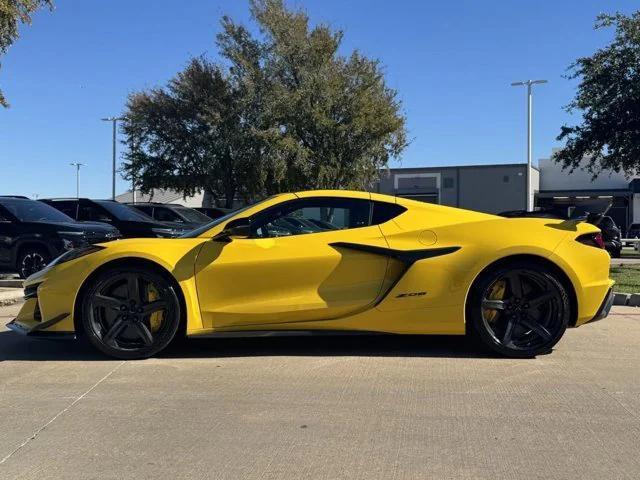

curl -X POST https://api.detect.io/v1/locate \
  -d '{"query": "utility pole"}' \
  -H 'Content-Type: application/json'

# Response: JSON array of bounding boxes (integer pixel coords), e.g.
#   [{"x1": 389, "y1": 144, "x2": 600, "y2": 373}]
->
[
  {"x1": 511, "y1": 79, "x2": 547, "y2": 211},
  {"x1": 69, "y1": 162, "x2": 85, "y2": 198},
  {"x1": 101, "y1": 116, "x2": 124, "y2": 200}
]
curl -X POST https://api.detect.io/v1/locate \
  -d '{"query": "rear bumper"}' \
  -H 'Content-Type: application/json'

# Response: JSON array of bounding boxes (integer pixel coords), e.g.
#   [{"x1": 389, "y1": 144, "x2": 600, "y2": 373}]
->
[{"x1": 587, "y1": 288, "x2": 614, "y2": 324}]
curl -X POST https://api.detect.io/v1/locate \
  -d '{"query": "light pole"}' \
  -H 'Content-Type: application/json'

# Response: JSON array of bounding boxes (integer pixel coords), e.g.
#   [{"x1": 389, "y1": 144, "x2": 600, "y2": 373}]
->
[
  {"x1": 511, "y1": 79, "x2": 547, "y2": 211},
  {"x1": 70, "y1": 162, "x2": 85, "y2": 198},
  {"x1": 101, "y1": 116, "x2": 124, "y2": 200}
]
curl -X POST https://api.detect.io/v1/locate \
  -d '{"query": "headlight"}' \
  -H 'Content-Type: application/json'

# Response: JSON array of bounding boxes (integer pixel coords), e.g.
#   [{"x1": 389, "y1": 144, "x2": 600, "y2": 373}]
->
[
  {"x1": 57, "y1": 231, "x2": 86, "y2": 250},
  {"x1": 49, "y1": 245, "x2": 105, "y2": 268},
  {"x1": 152, "y1": 228, "x2": 177, "y2": 238}
]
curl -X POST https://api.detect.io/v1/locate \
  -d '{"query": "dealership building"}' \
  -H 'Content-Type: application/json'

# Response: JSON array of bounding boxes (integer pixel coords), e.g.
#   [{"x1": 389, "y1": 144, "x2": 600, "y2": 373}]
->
[{"x1": 376, "y1": 154, "x2": 639, "y2": 232}]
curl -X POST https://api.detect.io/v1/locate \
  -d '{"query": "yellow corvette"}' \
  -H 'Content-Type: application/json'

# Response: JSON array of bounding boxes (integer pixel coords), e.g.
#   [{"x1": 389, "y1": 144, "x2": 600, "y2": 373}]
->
[{"x1": 7, "y1": 190, "x2": 614, "y2": 359}]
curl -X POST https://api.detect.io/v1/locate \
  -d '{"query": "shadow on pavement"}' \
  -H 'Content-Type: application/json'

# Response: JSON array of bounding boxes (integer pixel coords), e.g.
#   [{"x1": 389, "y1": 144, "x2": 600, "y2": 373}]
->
[{"x1": 0, "y1": 330, "x2": 498, "y2": 361}]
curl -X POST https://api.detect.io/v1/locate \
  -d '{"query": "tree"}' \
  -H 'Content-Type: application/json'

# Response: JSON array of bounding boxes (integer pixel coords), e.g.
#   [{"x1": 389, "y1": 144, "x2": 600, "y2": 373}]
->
[
  {"x1": 554, "y1": 11, "x2": 640, "y2": 176},
  {"x1": 121, "y1": 58, "x2": 262, "y2": 208},
  {"x1": 219, "y1": 0, "x2": 408, "y2": 192},
  {"x1": 123, "y1": 0, "x2": 407, "y2": 204},
  {"x1": 0, "y1": 0, "x2": 53, "y2": 107}
]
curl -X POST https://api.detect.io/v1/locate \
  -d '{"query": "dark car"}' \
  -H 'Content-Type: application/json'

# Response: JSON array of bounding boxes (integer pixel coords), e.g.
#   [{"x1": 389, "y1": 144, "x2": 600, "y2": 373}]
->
[
  {"x1": 193, "y1": 206, "x2": 232, "y2": 220},
  {"x1": 595, "y1": 215, "x2": 622, "y2": 258},
  {"x1": 0, "y1": 196, "x2": 121, "y2": 278},
  {"x1": 626, "y1": 223, "x2": 640, "y2": 244},
  {"x1": 40, "y1": 198, "x2": 186, "y2": 239},
  {"x1": 126, "y1": 202, "x2": 212, "y2": 230}
]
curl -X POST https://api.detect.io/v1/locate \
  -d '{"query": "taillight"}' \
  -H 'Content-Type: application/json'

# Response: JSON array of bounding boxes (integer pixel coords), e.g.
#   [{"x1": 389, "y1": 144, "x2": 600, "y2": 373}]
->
[{"x1": 577, "y1": 232, "x2": 605, "y2": 249}]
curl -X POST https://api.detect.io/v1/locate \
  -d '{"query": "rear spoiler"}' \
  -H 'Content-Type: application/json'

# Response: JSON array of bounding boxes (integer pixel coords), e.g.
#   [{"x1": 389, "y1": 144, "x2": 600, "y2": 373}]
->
[{"x1": 499, "y1": 199, "x2": 612, "y2": 225}]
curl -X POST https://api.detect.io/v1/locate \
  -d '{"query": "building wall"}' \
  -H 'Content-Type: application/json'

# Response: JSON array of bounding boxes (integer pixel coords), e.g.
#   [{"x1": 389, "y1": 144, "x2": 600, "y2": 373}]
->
[
  {"x1": 378, "y1": 164, "x2": 538, "y2": 214},
  {"x1": 539, "y1": 156, "x2": 631, "y2": 190}
]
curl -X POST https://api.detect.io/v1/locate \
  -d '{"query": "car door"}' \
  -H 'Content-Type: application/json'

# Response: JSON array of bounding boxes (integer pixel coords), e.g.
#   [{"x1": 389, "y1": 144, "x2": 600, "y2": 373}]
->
[
  {"x1": 0, "y1": 207, "x2": 17, "y2": 266},
  {"x1": 194, "y1": 196, "x2": 391, "y2": 329}
]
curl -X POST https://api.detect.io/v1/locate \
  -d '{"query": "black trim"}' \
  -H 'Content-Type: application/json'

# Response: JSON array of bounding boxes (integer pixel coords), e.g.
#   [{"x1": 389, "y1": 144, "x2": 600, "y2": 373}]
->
[
  {"x1": 588, "y1": 288, "x2": 614, "y2": 324},
  {"x1": 6, "y1": 312, "x2": 71, "y2": 336},
  {"x1": 329, "y1": 243, "x2": 460, "y2": 265},
  {"x1": 191, "y1": 329, "x2": 387, "y2": 339}
]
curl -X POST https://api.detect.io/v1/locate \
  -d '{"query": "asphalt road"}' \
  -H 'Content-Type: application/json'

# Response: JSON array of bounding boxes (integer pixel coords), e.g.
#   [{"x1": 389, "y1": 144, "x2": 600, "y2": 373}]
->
[{"x1": 1, "y1": 303, "x2": 639, "y2": 480}]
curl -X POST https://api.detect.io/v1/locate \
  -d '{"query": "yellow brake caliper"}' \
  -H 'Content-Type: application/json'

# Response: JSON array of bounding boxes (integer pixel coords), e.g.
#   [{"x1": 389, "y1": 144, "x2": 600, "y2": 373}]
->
[
  {"x1": 146, "y1": 284, "x2": 163, "y2": 333},
  {"x1": 483, "y1": 280, "x2": 506, "y2": 323}
]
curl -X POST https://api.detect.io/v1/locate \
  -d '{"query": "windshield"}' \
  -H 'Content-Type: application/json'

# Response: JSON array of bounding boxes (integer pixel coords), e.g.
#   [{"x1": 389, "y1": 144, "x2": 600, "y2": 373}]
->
[
  {"x1": 96, "y1": 200, "x2": 155, "y2": 222},
  {"x1": 180, "y1": 197, "x2": 275, "y2": 238},
  {"x1": 0, "y1": 199, "x2": 75, "y2": 223},
  {"x1": 174, "y1": 206, "x2": 213, "y2": 223}
]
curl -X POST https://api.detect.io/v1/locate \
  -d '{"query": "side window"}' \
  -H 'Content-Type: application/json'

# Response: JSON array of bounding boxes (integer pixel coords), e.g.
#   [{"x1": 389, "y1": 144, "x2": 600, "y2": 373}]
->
[
  {"x1": 154, "y1": 207, "x2": 182, "y2": 223},
  {"x1": 52, "y1": 201, "x2": 78, "y2": 219},
  {"x1": 135, "y1": 206, "x2": 153, "y2": 217},
  {"x1": 79, "y1": 204, "x2": 112, "y2": 223},
  {"x1": 0, "y1": 206, "x2": 11, "y2": 222},
  {"x1": 371, "y1": 201, "x2": 406, "y2": 225},
  {"x1": 253, "y1": 198, "x2": 371, "y2": 238}
]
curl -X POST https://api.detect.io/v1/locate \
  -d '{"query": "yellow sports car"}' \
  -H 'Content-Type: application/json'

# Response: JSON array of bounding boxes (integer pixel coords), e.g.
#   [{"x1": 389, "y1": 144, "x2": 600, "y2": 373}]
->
[{"x1": 7, "y1": 190, "x2": 614, "y2": 359}]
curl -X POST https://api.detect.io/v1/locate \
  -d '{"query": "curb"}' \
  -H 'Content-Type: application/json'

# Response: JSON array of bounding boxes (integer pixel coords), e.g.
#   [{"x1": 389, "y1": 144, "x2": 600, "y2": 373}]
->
[
  {"x1": 613, "y1": 292, "x2": 640, "y2": 307},
  {"x1": 0, "y1": 279, "x2": 23, "y2": 288}
]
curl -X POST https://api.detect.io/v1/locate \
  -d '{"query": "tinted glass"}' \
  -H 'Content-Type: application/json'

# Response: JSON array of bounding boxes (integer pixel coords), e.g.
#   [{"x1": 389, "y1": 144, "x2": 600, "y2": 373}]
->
[
  {"x1": 79, "y1": 204, "x2": 112, "y2": 222},
  {"x1": 173, "y1": 207, "x2": 212, "y2": 223},
  {"x1": 0, "y1": 199, "x2": 75, "y2": 223},
  {"x1": 180, "y1": 197, "x2": 276, "y2": 238},
  {"x1": 48, "y1": 201, "x2": 78, "y2": 219},
  {"x1": 253, "y1": 198, "x2": 371, "y2": 238},
  {"x1": 96, "y1": 201, "x2": 154, "y2": 222},
  {"x1": 154, "y1": 207, "x2": 182, "y2": 223},
  {"x1": 371, "y1": 201, "x2": 406, "y2": 224}
]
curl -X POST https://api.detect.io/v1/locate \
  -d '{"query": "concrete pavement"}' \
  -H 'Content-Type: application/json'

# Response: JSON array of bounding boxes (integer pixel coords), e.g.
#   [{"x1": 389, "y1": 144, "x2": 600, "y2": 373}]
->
[{"x1": 0, "y1": 302, "x2": 639, "y2": 479}]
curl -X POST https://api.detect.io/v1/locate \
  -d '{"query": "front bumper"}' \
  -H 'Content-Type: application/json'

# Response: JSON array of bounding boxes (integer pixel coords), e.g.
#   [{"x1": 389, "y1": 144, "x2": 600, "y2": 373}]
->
[{"x1": 6, "y1": 314, "x2": 75, "y2": 339}]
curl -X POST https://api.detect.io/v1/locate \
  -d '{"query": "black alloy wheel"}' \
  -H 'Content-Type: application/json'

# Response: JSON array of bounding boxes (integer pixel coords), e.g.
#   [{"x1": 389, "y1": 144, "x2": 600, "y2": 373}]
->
[
  {"x1": 81, "y1": 267, "x2": 181, "y2": 359},
  {"x1": 18, "y1": 248, "x2": 49, "y2": 279},
  {"x1": 468, "y1": 262, "x2": 570, "y2": 357}
]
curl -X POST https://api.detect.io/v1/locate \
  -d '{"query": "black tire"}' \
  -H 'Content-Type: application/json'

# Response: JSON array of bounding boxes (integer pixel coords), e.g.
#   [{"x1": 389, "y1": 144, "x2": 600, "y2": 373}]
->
[
  {"x1": 17, "y1": 246, "x2": 50, "y2": 279},
  {"x1": 80, "y1": 266, "x2": 181, "y2": 359},
  {"x1": 467, "y1": 261, "x2": 570, "y2": 358}
]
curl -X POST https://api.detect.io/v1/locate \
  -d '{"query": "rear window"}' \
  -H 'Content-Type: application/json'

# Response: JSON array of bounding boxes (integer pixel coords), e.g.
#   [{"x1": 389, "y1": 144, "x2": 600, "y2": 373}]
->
[
  {"x1": 371, "y1": 201, "x2": 407, "y2": 225},
  {"x1": 0, "y1": 199, "x2": 75, "y2": 223}
]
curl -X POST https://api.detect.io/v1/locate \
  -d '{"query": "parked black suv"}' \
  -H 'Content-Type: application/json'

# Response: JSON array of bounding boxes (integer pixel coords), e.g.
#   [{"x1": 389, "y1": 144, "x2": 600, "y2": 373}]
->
[
  {"x1": 126, "y1": 202, "x2": 212, "y2": 230},
  {"x1": 40, "y1": 198, "x2": 186, "y2": 239},
  {"x1": 194, "y1": 206, "x2": 232, "y2": 220},
  {"x1": 0, "y1": 197, "x2": 121, "y2": 278}
]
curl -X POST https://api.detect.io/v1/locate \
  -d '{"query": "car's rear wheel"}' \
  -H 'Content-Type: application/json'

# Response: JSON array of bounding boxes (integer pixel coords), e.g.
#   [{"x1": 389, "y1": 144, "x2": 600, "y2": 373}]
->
[
  {"x1": 18, "y1": 246, "x2": 50, "y2": 279},
  {"x1": 81, "y1": 266, "x2": 181, "y2": 359},
  {"x1": 468, "y1": 261, "x2": 570, "y2": 358}
]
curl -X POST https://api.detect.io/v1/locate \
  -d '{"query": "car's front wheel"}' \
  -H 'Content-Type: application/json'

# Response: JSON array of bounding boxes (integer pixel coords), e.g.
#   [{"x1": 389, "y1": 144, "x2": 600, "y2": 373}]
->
[
  {"x1": 467, "y1": 261, "x2": 570, "y2": 358},
  {"x1": 80, "y1": 266, "x2": 181, "y2": 359}
]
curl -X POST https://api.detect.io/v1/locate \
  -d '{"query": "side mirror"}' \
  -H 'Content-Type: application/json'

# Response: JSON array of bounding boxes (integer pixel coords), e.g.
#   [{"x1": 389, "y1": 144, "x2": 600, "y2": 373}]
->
[{"x1": 213, "y1": 217, "x2": 251, "y2": 242}]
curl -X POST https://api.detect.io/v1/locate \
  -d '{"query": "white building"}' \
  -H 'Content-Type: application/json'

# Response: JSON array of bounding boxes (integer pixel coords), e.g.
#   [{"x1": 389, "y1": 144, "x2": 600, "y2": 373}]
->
[{"x1": 537, "y1": 152, "x2": 640, "y2": 231}]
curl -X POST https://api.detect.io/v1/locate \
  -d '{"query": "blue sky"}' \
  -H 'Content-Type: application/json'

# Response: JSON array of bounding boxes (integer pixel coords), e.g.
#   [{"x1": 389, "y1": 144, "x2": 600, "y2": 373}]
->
[{"x1": 0, "y1": 0, "x2": 637, "y2": 199}]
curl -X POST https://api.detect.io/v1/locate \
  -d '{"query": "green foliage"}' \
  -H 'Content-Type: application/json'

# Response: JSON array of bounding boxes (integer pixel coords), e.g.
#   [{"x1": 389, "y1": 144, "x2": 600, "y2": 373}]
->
[
  {"x1": 554, "y1": 11, "x2": 640, "y2": 176},
  {"x1": 0, "y1": 0, "x2": 53, "y2": 107},
  {"x1": 122, "y1": 0, "x2": 407, "y2": 205}
]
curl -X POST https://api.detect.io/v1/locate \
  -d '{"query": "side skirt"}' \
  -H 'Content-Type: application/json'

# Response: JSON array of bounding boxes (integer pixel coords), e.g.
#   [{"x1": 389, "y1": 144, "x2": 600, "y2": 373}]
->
[{"x1": 188, "y1": 329, "x2": 390, "y2": 339}]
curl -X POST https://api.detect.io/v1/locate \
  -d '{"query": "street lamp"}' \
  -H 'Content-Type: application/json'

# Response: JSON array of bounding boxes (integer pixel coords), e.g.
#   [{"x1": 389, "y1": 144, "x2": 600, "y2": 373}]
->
[
  {"x1": 101, "y1": 116, "x2": 124, "y2": 200},
  {"x1": 511, "y1": 79, "x2": 547, "y2": 211},
  {"x1": 69, "y1": 162, "x2": 85, "y2": 198}
]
